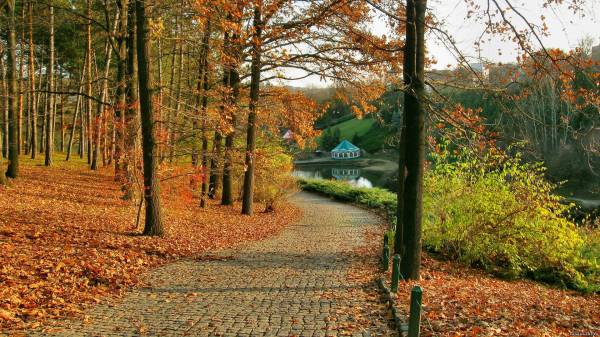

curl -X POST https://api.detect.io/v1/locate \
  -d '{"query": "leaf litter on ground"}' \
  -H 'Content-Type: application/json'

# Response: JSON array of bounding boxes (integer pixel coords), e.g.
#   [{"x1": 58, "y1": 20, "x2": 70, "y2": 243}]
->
[{"x1": 0, "y1": 160, "x2": 300, "y2": 332}]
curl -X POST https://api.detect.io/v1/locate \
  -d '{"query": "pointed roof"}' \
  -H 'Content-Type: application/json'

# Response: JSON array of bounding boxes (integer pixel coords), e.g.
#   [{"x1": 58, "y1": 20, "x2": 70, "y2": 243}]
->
[{"x1": 331, "y1": 140, "x2": 360, "y2": 152}]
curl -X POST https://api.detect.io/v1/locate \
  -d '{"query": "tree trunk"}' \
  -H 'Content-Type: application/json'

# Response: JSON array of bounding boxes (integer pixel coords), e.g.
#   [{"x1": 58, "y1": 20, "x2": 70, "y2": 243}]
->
[
  {"x1": 45, "y1": 2, "x2": 55, "y2": 166},
  {"x1": 399, "y1": 0, "x2": 427, "y2": 280},
  {"x1": 221, "y1": 26, "x2": 241, "y2": 206},
  {"x1": 5, "y1": 1, "x2": 19, "y2": 178},
  {"x1": 198, "y1": 19, "x2": 212, "y2": 208},
  {"x1": 86, "y1": 0, "x2": 93, "y2": 165},
  {"x1": 394, "y1": 99, "x2": 407, "y2": 257},
  {"x1": 125, "y1": 0, "x2": 138, "y2": 158},
  {"x1": 169, "y1": 41, "x2": 184, "y2": 163},
  {"x1": 1, "y1": 56, "x2": 7, "y2": 159},
  {"x1": 59, "y1": 76, "x2": 64, "y2": 152},
  {"x1": 136, "y1": 0, "x2": 163, "y2": 236},
  {"x1": 241, "y1": 4, "x2": 263, "y2": 216},
  {"x1": 208, "y1": 131, "x2": 221, "y2": 199},
  {"x1": 18, "y1": 3, "x2": 26, "y2": 155},
  {"x1": 27, "y1": 0, "x2": 38, "y2": 159},
  {"x1": 166, "y1": 12, "x2": 179, "y2": 163},
  {"x1": 0, "y1": 117, "x2": 5, "y2": 184},
  {"x1": 66, "y1": 62, "x2": 86, "y2": 161},
  {"x1": 221, "y1": 66, "x2": 240, "y2": 205},
  {"x1": 32, "y1": 59, "x2": 46, "y2": 156},
  {"x1": 40, "y1": 84, "x2": 46, "y2": 154},
  {"x1": 92, "y1": 10, "x2": 118, "y2": 170},
  {"x1": 156, "y1": 37, "x2": 164, "y2": 161},
  {"x1": 114, "y1": 0, "x2": 129, "y2": 179}
]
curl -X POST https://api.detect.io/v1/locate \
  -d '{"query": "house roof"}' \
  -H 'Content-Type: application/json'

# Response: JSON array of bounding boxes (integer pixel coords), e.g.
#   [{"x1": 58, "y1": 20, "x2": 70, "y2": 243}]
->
[{"x1": 331, "y1": 140, "x2": 360, "y2": 152}]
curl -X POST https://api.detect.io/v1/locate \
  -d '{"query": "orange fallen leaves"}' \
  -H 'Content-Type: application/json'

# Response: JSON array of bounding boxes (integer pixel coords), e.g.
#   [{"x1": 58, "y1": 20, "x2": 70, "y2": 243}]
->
[
  {"x1": 0, "y1": 161, "x2": 300, "y2": 332},
  {"x1": 388, "y1": 255, "x2": 600, "y2": 337}
]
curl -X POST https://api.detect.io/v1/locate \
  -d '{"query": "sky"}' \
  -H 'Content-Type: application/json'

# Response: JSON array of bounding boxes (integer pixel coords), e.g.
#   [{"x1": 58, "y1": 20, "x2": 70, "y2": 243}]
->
[{"x1": 290, "y1": 0, "x2": 600, "y2": 87}]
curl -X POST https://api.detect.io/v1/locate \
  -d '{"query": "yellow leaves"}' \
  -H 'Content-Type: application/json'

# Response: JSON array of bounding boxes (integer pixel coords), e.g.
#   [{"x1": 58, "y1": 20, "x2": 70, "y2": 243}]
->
[
  {"x1": 0, "y1": 309, "x2": 16, "y2": 321},
  {"x1": 28, "y1": 281, "x2": 45, "y2": 289}
]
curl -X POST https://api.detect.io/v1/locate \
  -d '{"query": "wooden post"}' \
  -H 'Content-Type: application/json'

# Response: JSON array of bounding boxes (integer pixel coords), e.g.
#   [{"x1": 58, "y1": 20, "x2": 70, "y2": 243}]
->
[
  {"x1": 408, "y1": 285, "x2": 422, "y2": 337},
  {"x1": 391, "y1": 254, "x2": 400, "y2": 292},
  {"x1": 382, "y1": 243, "x2": 389, "y2": 271}
]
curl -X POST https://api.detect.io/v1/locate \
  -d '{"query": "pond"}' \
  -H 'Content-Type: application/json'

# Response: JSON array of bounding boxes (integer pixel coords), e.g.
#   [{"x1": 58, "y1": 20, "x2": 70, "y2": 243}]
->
[
  {"x1": 294, "y1": 160, "x2": 600, "y2": 212},
  {"x1": 292, "y1": 158, "x2": 398, "y2": 190}
]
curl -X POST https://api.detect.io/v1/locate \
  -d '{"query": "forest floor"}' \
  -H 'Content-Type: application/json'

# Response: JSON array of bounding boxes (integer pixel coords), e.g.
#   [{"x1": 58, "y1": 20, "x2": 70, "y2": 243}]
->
[
  {"x1": 385, "y1": 254, "x2": 600, "y2": 337},
  {"x1": 0, "y1": 155, "x2": 301, "y2": 332}
]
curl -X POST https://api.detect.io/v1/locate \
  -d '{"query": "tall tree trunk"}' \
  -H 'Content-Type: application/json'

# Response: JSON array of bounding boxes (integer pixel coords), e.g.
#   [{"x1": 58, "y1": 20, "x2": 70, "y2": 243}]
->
[
  {"x1": 166, "y1": 13, "x2": 179, "y2": 163},
  {"x1": 114, "y1": 0, "x2": 129, "y2": 179},
  {"x1": 208, "y1": 131, "x2": 222, "y2": 199},
  {"x1": 199, "y1": 20, "x2": 212, "y2": 208},
  {"x1": 45, "y1": 2, "x2": 55, "y2": 166},
  {"x1": 169, "y1": 42, "x2": 183, "y2": 163},
  {"x1": 0, "y1": 68, "x2": 4, "y2": 183},
  {"x1": 26, "y1": 1, "x2": 35, "y2": 156},
  {"x1": 86, "y1": 0, "x2": 93, "y2": 164},
  {"x1": 25, "y1": 77, "x2": 30, "y2": 155},
  {"x1": 0, "y1": 115, "x2": 4, "y2": 184},
  {"x1": 66, "y1": 62, "x2": 86, "y2": 161},
  {"x1": 394, "y1": 98, "x2": 407, "y2": 257},
  {"x1": 156, "y1": 37, "x2": 164, "y2": 161},
  {"x1": 92, "y1": 10, "x2": 118, "y2": 170},
  {"x1": 220, "y1": 28, "x2": 234, "y2": 206},
  {"x1": 221, "y1": 63, "x2": 240, "y2": 205},
  {"x1": 59, "y1": 76, "x2": 64, "y2": 152},
  {"x1": 125, "y1": 0, "x2": 138, "y2": 159},
  {"x1": 78, "y1": 70, "x2": 86, "y2": 158},
  {"x1": 1, "y1": 56, "x2": 7, "y2": 159},
  {"x1": 5, "y1": 1, "x2": 19, "y2": 178},
  {"x1": 136, "y1": 0, "x2": 163, "y2": 236},
  {"x1": 241, "y1": 4, "x2": 263, "y2": 216},
  {"x1": 399, "y1": 0, "x2": 427, "y2": 280},
  {"x1": 18, "y1": 3, "x2": 26, "y2": 155},
  {"x1": 29, "y1": 12, "x2": 38, "y2": 158},
  {"x1": 0, "y1": 58, "x2": 4, "y2": 183}
]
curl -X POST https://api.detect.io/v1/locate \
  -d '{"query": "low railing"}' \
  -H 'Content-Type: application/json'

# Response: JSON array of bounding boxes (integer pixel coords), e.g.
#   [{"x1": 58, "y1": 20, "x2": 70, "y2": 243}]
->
[{"x1": 380, "y1": 236, "x2": 422, "y2": 337}]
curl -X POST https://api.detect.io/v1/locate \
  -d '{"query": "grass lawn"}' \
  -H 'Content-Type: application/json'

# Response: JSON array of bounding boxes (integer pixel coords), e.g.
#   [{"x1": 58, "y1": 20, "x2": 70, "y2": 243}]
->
[{"x1": 317, "y1": 117, "x2": 376, "y2": 144}]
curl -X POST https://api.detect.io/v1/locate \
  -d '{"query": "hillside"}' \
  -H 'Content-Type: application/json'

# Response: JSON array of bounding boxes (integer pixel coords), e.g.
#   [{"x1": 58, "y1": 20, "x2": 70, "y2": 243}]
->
[{"x1": 317, "y1": 117, "x2": 394, "y2": 153}]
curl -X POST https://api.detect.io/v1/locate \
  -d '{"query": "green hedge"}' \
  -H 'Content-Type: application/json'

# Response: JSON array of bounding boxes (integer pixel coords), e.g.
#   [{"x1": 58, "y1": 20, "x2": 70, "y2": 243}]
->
[{"x1": 297, "y1": 178, "x2": 397, "y2": 221}]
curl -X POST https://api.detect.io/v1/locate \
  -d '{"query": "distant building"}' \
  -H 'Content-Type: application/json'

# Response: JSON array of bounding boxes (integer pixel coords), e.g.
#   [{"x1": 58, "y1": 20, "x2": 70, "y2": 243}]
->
[
  {"x1": 470, "y1": 62, "x2": 490, "y2": 80},
  {"x1": 331, "y1": 140, "x2": 361, "y2": 159}
]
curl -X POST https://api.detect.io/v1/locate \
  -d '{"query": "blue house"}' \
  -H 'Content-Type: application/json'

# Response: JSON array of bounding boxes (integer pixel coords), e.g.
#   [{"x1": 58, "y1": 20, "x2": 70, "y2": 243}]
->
[{"x1": 331, "y1": 140, "x2": 361, "y2": 159}]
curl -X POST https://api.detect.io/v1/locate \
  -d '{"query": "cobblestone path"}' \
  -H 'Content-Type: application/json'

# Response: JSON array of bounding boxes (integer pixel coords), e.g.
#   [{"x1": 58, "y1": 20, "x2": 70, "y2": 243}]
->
[{"x1": 30, "y1": 192, "x2": 395, "y2": 337}]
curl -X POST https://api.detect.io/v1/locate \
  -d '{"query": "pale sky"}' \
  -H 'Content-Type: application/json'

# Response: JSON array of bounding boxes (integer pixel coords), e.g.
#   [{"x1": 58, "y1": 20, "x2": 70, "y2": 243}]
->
[
  {"x1": 288, "y1": 0, "x2": 600, "y2": 87},
  {"x1": 425, "y1": 0, "x2": 600, "y2": 68}
]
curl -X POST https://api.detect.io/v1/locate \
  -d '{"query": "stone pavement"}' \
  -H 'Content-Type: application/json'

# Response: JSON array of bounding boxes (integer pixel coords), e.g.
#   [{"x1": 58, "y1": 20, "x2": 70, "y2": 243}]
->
[{"x1": 29, "y1": 192, "x2": 395, "y2": 337}]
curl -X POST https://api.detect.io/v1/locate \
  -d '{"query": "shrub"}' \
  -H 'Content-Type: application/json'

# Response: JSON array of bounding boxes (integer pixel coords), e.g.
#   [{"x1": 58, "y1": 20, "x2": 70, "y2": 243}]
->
[
  {"x1": 423, "y1": 149, "x2": 595, "y2": 290},
  {"x1": 254, "y1": 140, "x2": 298, "y2": 212},
  {"x1": 297, "y1": 148, "x2": 600, "y2": 292}
]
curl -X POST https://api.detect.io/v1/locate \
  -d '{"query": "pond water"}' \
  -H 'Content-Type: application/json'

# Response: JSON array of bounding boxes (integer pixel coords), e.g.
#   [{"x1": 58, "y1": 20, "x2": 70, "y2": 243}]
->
[
  {"x1": 292, "y1": 160, "x2": 398, "y2": 190},
  {"x1": 293, "y1": 161, "x2": 600, "y2": 211}
]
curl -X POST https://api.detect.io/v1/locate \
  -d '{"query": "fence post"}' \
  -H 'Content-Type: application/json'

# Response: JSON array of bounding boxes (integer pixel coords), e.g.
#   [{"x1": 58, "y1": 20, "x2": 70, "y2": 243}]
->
[
  {"x1": 391, "y1": 254, "x2": 400, "y2": 292},
  {"x1": 408, "y1": 285, "x2": 422, "y2": 337},
  {"x1": 382, "y1": 244, "x2": 389, "y2": 271}
]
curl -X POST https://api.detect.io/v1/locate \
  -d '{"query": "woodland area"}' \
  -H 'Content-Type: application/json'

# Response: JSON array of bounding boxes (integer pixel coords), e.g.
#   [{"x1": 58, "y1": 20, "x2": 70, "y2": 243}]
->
[{"x1": 0, "y1": 0, "x2": 599, "y2": 335}]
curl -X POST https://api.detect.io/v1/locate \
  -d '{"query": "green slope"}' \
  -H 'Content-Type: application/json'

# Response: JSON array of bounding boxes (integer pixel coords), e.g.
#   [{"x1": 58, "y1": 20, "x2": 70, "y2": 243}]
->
[{"x1": 318, "y1": 118, "x2": 375, "y2": 143}]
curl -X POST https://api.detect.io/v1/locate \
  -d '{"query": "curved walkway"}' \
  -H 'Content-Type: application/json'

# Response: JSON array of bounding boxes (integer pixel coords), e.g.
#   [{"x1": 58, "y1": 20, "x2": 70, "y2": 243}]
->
[{"x1": 31, "y1": 192, "x2": 395, "y2": 337}]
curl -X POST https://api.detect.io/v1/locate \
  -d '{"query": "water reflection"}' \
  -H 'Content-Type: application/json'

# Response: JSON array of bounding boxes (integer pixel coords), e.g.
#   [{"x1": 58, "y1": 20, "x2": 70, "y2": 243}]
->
[{"x1": 293, "y1": 167, "x2": 374, "y2": 189}]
